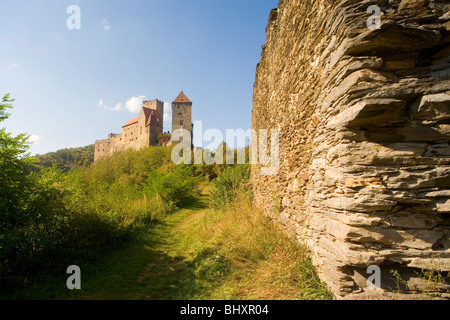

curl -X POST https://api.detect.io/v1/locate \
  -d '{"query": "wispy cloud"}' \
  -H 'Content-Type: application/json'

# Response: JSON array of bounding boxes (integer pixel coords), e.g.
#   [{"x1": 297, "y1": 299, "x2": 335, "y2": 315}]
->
[
  {"x1": 11, "y1": 62, "x2": 18, "y2": 67},
  {"x1": 29, "y1": 135, "x2": 42, "y2": 143},
  {"x1": 99, "y1": 96, "x2": 146, "y2": 113},
  {"x1": 99, "y1": 99, "x2": 122, "y2": 111},
  {"x1": 102, "y1": 19, "x2": 111, "y2": 31}
]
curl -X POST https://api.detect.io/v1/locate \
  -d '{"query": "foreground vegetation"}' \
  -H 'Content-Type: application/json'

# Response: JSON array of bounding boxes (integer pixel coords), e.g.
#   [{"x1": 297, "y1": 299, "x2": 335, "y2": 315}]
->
[
  {"x1": 191, "y1": 166, "x2": 333, "y2": 300},
  {"x1": 4, "y1": 167, "x2": 332, "y2": 300},
  {"x1": 1, "y1": 94, "x2": 201, "y2": 295},
  {"x1": 1, "y1": 94, "x2": 332, "y2": 299}
]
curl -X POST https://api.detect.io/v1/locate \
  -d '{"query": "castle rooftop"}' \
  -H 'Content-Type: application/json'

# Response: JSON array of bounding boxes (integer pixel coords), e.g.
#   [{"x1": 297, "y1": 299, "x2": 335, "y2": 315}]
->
[
  {"x1": 173, "y1": 91, "x2": 191, "y2": 103},
  {"x1": 122, "y1": 117, "x2": 139, "y2": 127}
]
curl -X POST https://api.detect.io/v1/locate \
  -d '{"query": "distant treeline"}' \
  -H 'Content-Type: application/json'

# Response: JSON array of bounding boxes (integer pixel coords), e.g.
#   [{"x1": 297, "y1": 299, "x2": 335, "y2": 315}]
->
[{"x1": 36, "y1": 144, "x2": 95, "y2": 171}]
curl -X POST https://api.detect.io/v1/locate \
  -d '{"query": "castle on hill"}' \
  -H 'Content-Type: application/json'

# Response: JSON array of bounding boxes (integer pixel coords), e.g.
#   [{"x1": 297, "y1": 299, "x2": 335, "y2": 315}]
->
[{"x1": 94, "y1": 91, "x2": 192, "y2": 161}]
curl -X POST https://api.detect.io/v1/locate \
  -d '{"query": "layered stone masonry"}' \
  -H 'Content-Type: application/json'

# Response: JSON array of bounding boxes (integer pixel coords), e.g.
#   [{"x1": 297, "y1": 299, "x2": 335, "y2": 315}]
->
[{"x1": 251, "y1": 0, "x2": 450, "y2": 299}]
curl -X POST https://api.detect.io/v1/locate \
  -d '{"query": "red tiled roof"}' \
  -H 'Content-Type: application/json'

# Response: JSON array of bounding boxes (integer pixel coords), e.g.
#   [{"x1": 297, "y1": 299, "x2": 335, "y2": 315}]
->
[
  {"x1": 122, "y1": 107, "x2": 162, "y2": 129},
  {"x1": 173, "y1": 91, "x2": 191, "y2": 103},
  {"x1": 122, "y1": 117, "x2": 139, "y2": 127},
  {"x1": 143, "y1": 107, "x2": 162, "y2": 126}
]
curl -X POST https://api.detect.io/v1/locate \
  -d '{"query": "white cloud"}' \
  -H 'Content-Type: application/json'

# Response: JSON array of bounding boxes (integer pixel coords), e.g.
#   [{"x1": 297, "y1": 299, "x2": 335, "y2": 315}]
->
[
  {"x1": 111, "y1": 103, "x2": 122, "y2": 111},
  {"x1": 125, "y1": 96, "x2": 146, "y2": 113},
  {"x1": 163, "y1": 102, "x2": 172, "y2": 121},
  {"x1": 102, "y1": 19, "x2": 111, "y2": 31},
  {"x1": 99, "y1": 99, "x2": 122, "y2": 111},
  {"x1": 29, "y1": 135, "x2": 42, "y2": 143},
  {"x1": 99, "y1": 96, "x2": 146, "y2": 113},
  {"x1": 11, "y1": 62, "x2": 18, "y2": 67}
]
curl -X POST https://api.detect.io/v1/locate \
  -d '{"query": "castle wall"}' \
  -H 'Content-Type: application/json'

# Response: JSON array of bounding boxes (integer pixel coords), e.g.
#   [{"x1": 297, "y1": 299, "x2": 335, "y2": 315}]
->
[
  {"x1": 94, "y1": 133, "x2": 124, "y2": 161},
  {"x1": 252, "y1": 0, "x2": 450, "y2": 299},
  {"x1": 94, "y1": 139, "x2": 111, "y2": 162},
  {"x1": 122, "y1": 122, "x2": 139, "y2": 150},
  {"x1": 149, "y1": 124, "x2": 161, "y2": 146}
]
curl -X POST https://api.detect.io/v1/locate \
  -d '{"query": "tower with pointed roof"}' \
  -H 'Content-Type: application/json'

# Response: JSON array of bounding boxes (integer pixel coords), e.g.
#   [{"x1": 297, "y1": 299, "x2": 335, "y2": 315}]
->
[
  {"x1": 94, "y1": 92, "x2": 193, "y2": 162},
  {"x1": 172, "y1": 91, "x2": 193, "y2": 144}
]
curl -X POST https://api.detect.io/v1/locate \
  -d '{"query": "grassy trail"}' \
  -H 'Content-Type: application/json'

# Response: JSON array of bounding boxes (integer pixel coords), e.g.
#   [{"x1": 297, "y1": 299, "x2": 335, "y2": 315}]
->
[
  {"x1": 52, "y1": 192, "x2": 210, "y2": 300},
  {"x1": 16, "y1": 184, "x2": 332, "y2": 300}
]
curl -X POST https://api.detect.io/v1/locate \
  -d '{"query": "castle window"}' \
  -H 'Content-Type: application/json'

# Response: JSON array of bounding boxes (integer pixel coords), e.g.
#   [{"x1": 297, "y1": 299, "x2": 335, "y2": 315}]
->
[
  {"x1": 178, "y1": 112, "x2": 182, "y2": 116},
  {"x1": 177, "y1": 105, "x2": 181, "y2": 109},
  {"x1": 140, "y1": 127, "x2": 142, "y2": 135},
  {"x1": 179, "y1": 120, "x2": 184, "y2": 126}
]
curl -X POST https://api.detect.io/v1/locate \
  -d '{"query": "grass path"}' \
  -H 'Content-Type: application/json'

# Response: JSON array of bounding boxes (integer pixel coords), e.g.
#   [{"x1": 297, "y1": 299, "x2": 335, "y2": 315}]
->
[
  {"x1": 16, "y1": 185, "x2": 332, "y2": 300},
  {"x1": 54, "y1": 193, "x2": 211, "y2": 300}
]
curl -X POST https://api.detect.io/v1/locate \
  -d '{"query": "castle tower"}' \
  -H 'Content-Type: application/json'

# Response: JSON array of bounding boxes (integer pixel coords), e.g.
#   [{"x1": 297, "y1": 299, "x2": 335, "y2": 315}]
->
[
  {"x1": 172, "y1": 91, "x2": 192, "y2": 143},
  {"x1": 143, "y1": 99, "x2": 164, "y2": 131}
]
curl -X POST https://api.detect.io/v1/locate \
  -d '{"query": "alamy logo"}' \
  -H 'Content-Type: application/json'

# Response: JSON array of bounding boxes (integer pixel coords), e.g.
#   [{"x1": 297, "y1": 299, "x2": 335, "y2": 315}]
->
[
  {"x1": 66, "y1": 5, "x2": 81, "y2": 30},
  {"x1": 366, "y1": 265, "x2": 381, "y2": 290},
  {"x1": 367, "y1": 5, "x2": 381, "y2": 30},
  {"x1": 171, "y1": 122, "x2": 279, "y2": 176},
  {"x1": 66, "y1": 265, "x2": 81, "y2": 290}
]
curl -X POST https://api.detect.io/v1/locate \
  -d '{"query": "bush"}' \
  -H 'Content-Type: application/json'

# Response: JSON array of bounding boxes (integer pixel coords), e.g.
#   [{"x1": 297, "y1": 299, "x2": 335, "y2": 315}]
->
[
  {"x1": 144, "y1": 165, "x2": 201, "y2": 207},
  {"x1": 208, "y1": 164, "x2": 251, "y2": 210},
  {"x1": 128, "y1": 193, "x2": 176, "y2": 225}
]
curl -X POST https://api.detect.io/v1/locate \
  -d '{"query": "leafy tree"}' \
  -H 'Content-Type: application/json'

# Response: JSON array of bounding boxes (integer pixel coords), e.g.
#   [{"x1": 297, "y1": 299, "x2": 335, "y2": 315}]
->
[{"x1": 0, "y1": 94, "x2": 35, "y2": 228}]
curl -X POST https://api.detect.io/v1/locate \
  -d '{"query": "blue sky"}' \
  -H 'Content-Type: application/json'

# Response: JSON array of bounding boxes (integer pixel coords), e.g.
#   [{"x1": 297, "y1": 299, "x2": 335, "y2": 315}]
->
[{"x1": 0, "y1": 0, "x2": 278, "y2": 155}]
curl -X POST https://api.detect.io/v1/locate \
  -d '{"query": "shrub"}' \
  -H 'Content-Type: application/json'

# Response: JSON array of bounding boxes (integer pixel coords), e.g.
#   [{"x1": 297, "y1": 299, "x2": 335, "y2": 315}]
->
[
  {"x1": 144, "y1": 165, "x2": 201, "y2": 207},
  {"x1": 128, "y1": 193, "x2": 176, "y2": 225},
  {"x1": 208, "y1": 164, "x2": 251, "y2": 210}
]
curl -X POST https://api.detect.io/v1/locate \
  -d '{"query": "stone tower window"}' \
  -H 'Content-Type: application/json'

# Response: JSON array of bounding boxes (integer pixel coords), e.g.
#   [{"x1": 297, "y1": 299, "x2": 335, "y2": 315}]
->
[
  {"x1": 177, "y1": 105, "x2": 181, "y2": 109},
  {"x1": 179, "y1": 120, "x2": 184, "y2": 126},
  {"x1": 178, "y1": 112, "x2": 182, "y2": 116}
]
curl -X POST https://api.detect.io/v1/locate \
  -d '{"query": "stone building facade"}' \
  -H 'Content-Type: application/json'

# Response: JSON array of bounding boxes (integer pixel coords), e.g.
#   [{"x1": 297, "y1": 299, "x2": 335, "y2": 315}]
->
[
  {"x1": 172, "y1": 91, "x2": 193, "y2": 144},
  {"x1": 252, "y1": 0, "x2": 450, "y2": 299},
  {"x1": 95, "y1": 92, "x2": 191, "y2": 161}
]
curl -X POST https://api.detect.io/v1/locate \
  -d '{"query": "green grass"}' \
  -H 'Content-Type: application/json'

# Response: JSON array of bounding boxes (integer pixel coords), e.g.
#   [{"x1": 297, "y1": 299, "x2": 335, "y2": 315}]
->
[{"x1": 3, "y1": 186, "x2": 333, "y2": 300}]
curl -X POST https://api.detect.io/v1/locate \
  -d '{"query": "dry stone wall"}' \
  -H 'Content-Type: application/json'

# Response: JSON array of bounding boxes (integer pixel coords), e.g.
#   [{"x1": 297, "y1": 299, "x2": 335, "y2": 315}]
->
[{"x1": 252, "y1": 0, "x2": 450, "y2": 299}]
